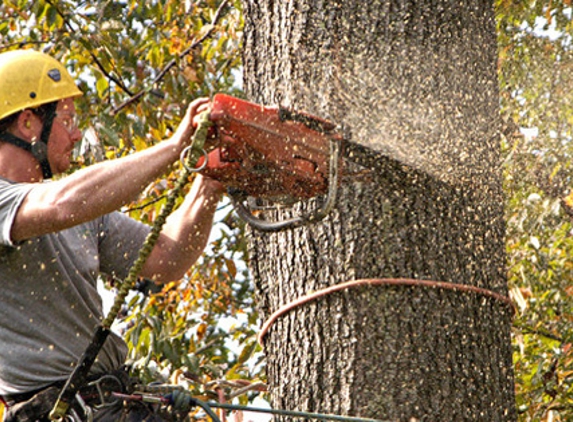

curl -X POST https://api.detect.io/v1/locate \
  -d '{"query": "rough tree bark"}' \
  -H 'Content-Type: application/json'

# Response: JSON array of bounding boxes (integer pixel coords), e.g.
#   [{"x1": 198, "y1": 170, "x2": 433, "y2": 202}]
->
[{"x1": 242, "y1": 1, "x2": 516, "y2": 420}]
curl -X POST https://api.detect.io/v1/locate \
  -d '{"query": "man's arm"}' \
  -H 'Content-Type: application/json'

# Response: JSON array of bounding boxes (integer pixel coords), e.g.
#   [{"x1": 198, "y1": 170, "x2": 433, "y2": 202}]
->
[
  {"x1": 10, "y1": 98, "x2": 209, "y2": 242},
  {"x1": 140, "y1": 174, "x2": 224, "y2": 283}
]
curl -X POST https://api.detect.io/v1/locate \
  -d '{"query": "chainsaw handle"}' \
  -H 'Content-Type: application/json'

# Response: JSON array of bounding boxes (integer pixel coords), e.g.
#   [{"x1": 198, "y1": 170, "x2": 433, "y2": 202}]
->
[{"x1": 231, "y1": 196, "x2": 308, "y2": 232}]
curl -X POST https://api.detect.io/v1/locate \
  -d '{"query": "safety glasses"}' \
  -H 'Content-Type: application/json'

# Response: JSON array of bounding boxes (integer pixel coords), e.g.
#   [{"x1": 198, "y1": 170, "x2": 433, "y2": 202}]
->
[{"x1": 55, "y1": 112, "x2": 79, "y2": 134}]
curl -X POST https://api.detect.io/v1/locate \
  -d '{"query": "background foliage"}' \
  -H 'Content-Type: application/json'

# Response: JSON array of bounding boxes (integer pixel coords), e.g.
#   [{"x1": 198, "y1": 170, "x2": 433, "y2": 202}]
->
[
  {"x1": 3, "y1": 0, "x2": 573, "y2": 420},
  {"x1": 498, "y1": 1, "x2": 573, "y2": 420}
]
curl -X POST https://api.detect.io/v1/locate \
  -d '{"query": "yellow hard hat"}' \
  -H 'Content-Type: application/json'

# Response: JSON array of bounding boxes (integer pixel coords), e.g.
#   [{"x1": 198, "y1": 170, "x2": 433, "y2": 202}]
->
[{"x1": 0, "y1": 50, "x2": 82, "y2": 121}]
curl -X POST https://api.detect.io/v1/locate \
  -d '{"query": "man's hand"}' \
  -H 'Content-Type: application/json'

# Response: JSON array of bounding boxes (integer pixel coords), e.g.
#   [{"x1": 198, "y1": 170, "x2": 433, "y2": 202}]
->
[{"x1": 170, "y1": 97, "x2": 211, "y2": 152}]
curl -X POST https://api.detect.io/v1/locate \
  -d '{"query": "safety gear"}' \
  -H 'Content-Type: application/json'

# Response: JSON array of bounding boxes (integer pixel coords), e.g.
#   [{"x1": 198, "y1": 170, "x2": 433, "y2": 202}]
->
[
  {"x1": 3, "y1": 369, "x2": 174, "y2": 422},
  {"x1": 0, "y1": 50, "x2": 82, "y2": 121},
  {"x1": 55, "y1": 112, "x2": 79, "y2": 134},
  {"x1": 0, "y1": 50, "x2": 82, "y2": 179}
]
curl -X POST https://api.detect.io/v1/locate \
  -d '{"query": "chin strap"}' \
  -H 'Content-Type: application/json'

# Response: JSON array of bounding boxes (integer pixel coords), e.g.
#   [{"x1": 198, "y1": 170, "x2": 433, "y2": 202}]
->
[
  {"x1": 0, "y1": 103, "x2": 56, "y2": 179},
  {"x1": 37, "y1": 103, "x2": 57, "y2": 179}
]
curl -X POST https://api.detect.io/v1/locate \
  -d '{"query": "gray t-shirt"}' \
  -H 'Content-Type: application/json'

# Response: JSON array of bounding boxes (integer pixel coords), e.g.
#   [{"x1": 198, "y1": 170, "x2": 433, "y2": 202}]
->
[{"x1": 0, "y1": 178, "x2": 150, "y2": 395}]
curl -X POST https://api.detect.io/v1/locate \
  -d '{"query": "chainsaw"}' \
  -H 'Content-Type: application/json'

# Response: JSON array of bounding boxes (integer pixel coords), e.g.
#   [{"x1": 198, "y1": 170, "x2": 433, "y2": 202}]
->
[{"x1": 197, "y1": 93, "x2": 358, "y2": 231}]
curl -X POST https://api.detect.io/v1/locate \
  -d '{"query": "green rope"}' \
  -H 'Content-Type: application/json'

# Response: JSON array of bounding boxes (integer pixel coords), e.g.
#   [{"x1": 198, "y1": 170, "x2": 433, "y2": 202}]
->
[
  {"x1": 136, "y1": 387, "x2": 388, "y2": 422},
  {"x1": 102, "y1": 111, "x2": 212, "y2": 329}
]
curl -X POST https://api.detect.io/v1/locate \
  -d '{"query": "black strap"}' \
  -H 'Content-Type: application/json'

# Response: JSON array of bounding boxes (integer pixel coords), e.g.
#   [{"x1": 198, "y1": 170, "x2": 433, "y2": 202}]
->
[
  {"x1": 0, "y1": 132, "x2": 33, "y2": 153},
  {"x1": 4, "y1": 385, "x2": 61, "y2": 422},
  {"x1": 49, "y1": 325, "x2": 111, "y2": 419},
  {"x1": 4, "y1": 369, "x2": 132, "y2": 422},
  {"x1": 0, "y1": 121, "x2": 54, "y2": 180},
  {"x1": 37, "y1": 103, "x2": 56, "y2": 179}
]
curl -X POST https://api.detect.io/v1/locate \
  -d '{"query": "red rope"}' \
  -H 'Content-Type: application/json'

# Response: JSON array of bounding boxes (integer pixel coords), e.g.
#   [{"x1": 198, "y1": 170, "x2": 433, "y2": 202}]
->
[{"x1": 258, "y1": 278, "x2": 515, "y2": 345}]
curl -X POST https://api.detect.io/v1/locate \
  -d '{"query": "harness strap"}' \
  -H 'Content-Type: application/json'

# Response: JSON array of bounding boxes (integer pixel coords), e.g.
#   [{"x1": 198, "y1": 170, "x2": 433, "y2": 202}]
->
[
  {"x1": 49, "y1": 326, "x2": 110, "y2": 419},
  {"x1": 3, "y1": 370, "x2": 132, "y2": 422}
]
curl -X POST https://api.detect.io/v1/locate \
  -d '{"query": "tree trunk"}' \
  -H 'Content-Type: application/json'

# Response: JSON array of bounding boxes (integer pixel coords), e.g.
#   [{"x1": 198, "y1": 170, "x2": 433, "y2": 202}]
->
[{"x1": 242, "y1": 1, "x2": 516, "y2": 421}]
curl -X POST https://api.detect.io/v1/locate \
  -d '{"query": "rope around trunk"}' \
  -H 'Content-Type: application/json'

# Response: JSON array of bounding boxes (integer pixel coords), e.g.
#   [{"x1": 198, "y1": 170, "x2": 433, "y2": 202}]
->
[{"x1": 258, "y1": 277, "x2": 515, "y2": 345}]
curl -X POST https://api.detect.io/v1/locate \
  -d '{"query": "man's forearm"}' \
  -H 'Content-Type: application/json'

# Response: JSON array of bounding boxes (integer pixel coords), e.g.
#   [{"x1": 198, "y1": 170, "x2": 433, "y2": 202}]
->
[
  {"x1": 141, "y1": 175, "x2": 223, "y2": 282},
  {"x1": 10, "y1": 97, "x2": 210, "y2": 243}
]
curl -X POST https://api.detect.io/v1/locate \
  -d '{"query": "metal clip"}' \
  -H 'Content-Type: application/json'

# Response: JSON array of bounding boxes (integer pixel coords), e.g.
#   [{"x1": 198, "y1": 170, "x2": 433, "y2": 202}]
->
[
  {"x1": 86, "y1": 375, "x2": 123, "y2": 408},
  {"x1": 133, "y1": 392, "x2": 166, "y2": 404},
  {"x1": 180, "y1": 146, "x2": 209, "y2": 173},
  {"x1": 73, "y1": 393, "x2": 93, "y2": 422}
]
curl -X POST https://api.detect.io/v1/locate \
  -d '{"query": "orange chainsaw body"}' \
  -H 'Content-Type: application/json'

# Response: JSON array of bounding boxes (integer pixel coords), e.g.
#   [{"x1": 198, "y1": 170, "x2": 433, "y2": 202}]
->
[{"x1": 200, "y1": 94, "x2": 341, "y2": 200}]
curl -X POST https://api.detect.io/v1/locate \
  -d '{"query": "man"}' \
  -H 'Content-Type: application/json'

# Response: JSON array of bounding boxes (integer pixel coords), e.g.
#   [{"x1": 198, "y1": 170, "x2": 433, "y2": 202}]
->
[{"x1": 0, "y1": 49, "x2": 224, "y2": 420}]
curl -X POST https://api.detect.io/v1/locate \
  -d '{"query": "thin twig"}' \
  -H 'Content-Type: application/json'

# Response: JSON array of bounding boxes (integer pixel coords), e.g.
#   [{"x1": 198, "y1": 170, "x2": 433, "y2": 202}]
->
[
  {"x1": 45, "y1": 0, "x2": 134, "y2": 95},
  {"x1": 111, "y1": 0, "x2": 230, "y2": 116},
  {"x1": 125, "y1": 194, "x2": 169, "y2": 212},
  {"x1": 515, "y1": 321, "x2": 564, "y2": 343},
  {"x1": 0, "y1": 40, "x2": 46, "y2": 52},
  {"x1": 89, "y1": 51, "x2": 134, "y2": 95},
  {"x1": 228, "y1": 381, "x2": 267, "y2": 400}
]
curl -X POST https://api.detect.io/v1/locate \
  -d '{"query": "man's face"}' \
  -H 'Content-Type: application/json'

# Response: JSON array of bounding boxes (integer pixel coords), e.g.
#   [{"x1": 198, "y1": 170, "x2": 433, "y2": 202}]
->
[{"x1": 48, "y1": 98, "x2": 82, "y2": 174}]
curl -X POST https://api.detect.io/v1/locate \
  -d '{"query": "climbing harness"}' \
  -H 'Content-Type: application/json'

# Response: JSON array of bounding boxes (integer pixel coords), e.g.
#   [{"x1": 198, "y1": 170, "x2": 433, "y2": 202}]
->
[{"x1": 2, "y1": 370, "x2": 132, "y2": 422}]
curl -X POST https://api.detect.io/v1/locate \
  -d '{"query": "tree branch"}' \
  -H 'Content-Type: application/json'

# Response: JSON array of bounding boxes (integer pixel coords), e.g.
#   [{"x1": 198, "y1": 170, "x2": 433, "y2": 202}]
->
[
  {"x1": 0, "y1": 40, "x2": 46, "y2": 52},
  {"x1": 111, "y1": 0, "x2": 230, "y2": 116},
  {"x1": 44, "y1": 0, "x2": 134, "y2": 96}
]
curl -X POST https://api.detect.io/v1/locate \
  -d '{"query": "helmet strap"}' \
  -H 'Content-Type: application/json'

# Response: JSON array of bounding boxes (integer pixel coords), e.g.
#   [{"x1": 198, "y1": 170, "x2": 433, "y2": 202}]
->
[
  {"x1": 0, "y1": 103, "x2": 57, "y2": 180},
  {"x1": 37, "y1": 102, "x2": 57, "y2": 179},
  {"x1": 0, "y1": 132, "x2": 34, "y2": 153},
  {"x1": 0, "y1": 132, "x2": 52, "y2": 179}
]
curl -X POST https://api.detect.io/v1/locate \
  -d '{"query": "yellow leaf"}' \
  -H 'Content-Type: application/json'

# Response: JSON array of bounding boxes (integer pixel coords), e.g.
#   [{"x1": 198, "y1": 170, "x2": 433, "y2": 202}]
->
[
  {"x1": 226, "y1": 258, "x2": 237, "y2": 278},
  {"x1": 182, "y1": 66, "x2": 199, "y2": 83},
  {"x1": 563, "y1": 191, "x2": 573, "y2": 209},
  {"x1": 196, "y1": 322, "x2": 207, "y2": 340}
]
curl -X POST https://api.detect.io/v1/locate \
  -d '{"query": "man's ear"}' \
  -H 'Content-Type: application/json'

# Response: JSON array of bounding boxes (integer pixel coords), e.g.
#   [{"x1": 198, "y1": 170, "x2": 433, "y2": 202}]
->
[{"x1": 15, "y1": 110, "x2": 40, "y2": 141}]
